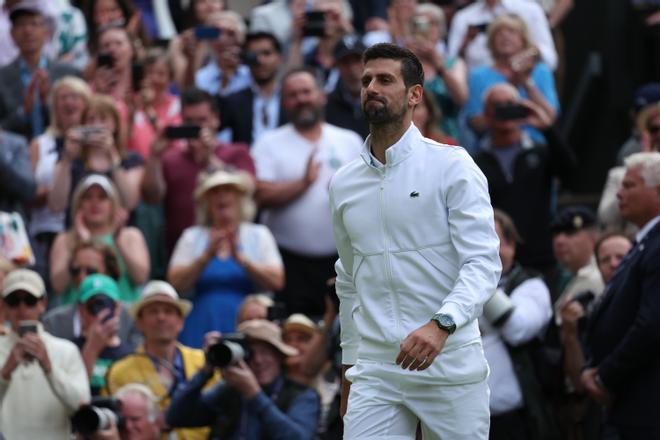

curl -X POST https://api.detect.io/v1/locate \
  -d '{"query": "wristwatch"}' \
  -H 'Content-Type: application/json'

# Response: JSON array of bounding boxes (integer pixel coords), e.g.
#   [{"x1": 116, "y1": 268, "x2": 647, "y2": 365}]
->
[{"x1": 431, "y1": 313, "x2": 456, "y2": 335}]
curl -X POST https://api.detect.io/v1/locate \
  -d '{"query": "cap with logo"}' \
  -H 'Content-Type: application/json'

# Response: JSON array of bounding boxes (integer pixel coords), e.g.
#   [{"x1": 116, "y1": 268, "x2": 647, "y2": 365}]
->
[
  {"x1": 550, "y1": 206, "x2": 597, "y2": 235},
  {"x1": 78, "y1": 274, "x2": 120, "y2": 303}
]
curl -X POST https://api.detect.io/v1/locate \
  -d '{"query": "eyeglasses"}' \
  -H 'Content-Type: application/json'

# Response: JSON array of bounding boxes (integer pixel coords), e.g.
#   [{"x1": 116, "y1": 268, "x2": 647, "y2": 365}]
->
[
  {"x1": 69, "y1": 265, "x2": 99, "y2": 277},
  {"x1": 648, "y1": 125, "x2": 660, "y2": 134},
  {"x1": 4, "y1": 294, "x2": 39, "y2": 308}
]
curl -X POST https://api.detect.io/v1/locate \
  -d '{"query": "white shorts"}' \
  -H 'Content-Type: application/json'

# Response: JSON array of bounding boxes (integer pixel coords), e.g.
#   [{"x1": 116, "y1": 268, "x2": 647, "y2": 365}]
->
[{"x1": 343, "y1": 361, "x2": 490, "y2": 440}]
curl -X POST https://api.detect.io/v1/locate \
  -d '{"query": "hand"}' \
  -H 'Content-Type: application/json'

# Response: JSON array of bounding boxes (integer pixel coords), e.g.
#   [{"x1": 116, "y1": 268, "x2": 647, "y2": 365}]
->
[
  {"x1": 34, "y1": 69, "x2": 50, "y2": 103},
  {"x1": 339, "y1": 364, "x2": 352, "y2": 418},
  {"x1": 646, "y1": 10, "x2": 660, "y2": 26},
  {"x1": 23, "y1": 74, "x2": 39, "y2": 114},
  {"x1": 199, "y1": 126, "x2": 217, "y2": 153},
  {"x1": 222, "y1": 360, "x2": 260, "y2": 398},
  {"x1": 509, "y1": 48, "x2": 538, "y2": 86},
  {"x1": 520, "y1": 99, "x2": 553, "y2": 130},
  {"x1": 181, "y1": 29, "x2": 198, "y2": 60},
  {"x1": 112, "y1": 207, "x2": 128, "y2": 236},
  {"x1": 1, "y1": 342, "x2": 26, "y2": 380},
  {"x1": 204, "y1": 228, "x2": 224, "y2": 261},
  {"x1": 150, "y1": 127, "x2": 169, "y2": 158},
  {"x1": 74, "y1": 211, "x2": 92, "y2": 242},
  {"x1": 303, "y1": 147, "x2": 321, "y2": 186},
  {"x1": 20, "y1": 333, "x2": 52, "y2": 374},
  {"x1": 94, "y1": 66, "x2": 118, "y2": 95},
  {"x1": 84, "y1": 309, "x2": 120, "y2": 356},
  {"x1": 560, "y1": 298, "x2": 584, "y2": 328},
  {"x1": 580, "y1": 368, "x2": 613, "y2": 405},
  {"x1": 203, "y1": 331, "x2": 222, "y2": 353},
  {"x1": 396, "y1": 321, "x2": 448, "y2": 371},
  {"x1": 291, "y1": 12, "x2": 307, "y2": 43},
  {"x1": 63, "y1": 128, "x2": 84, "y2": 161}
]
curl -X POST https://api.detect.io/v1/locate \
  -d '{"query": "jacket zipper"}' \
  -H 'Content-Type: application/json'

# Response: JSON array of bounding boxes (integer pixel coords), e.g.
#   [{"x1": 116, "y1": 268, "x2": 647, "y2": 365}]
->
[{"x1": 378, "y1": 168, "x2": 402, "y2": 340}]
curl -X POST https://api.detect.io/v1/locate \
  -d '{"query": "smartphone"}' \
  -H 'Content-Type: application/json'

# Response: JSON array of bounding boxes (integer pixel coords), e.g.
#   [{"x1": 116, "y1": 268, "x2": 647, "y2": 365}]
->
[
  {"x1": 469, "y1": 22, "x2": 490, "y2": 33},
  {"x1": 494, "y1": 103, "x2": 530, "y2": 121},
  {"x1": 18, "y1": 320, "x2": 39, "y2": 337},
  {"x1": 86, "y1": 296, "x2": 116, "y2": 321},
  {"x1": 303, "y1": 11, "x2": 326, "y2": 37},
  {"x1": 96, "y1": 53, "x2": 114, "y2": 69},
  {"x1": 194, "y1": 25, "x2": 221, "y2": 40},
  {"x1": 240, "y1": 51, "x2": 259, "y2": 67},
  {"x1": 267, "y1": 303, "x2": 287, "y2": 323},
  {"x1": 131, "y1": 61, "x2": 145, "y2": 92},
  {"x1": 572, "y1": 291, "x2": 595, "y2": 309},
  {"x1": 164, "y1": 125, "x2": 201, "y2": 139}
]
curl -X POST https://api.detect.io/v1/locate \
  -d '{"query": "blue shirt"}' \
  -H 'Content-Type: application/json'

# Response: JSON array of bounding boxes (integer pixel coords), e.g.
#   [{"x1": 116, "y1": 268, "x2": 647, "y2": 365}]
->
[
  {"x1": 18, "y1": 55, "x2": 48, "y2": 138},
  {"x1": 251, "y1": 83, "x2": 281, "y2": 144},
  {"x1": 464, "y1": 62, "x2": 559, "y2": 143},
  {"x1": 195, "y1": 62, "x2": 252, "y2": 97}
]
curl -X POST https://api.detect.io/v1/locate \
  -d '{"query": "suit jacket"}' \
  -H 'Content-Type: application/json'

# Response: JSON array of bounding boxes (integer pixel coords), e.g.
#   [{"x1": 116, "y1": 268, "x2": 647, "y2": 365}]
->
[
  {"x1": 587, "y1": 219, "x2": 660, "y2": 428},
  {"x1": 0, "y1": 57, "x2": 80, "y2": 138},
  {"x1": 218, "y1": 87, "x2": 287, "y2": 146},
  {"x1": 0, "y1": 131, "x2": 35, "y2": 216},
  {"x1": 325, "y1": 81, "x2": 369, "y2": 139},
  {"x1": 42, "y1": 303, "x2": 143, "y2": 350}
]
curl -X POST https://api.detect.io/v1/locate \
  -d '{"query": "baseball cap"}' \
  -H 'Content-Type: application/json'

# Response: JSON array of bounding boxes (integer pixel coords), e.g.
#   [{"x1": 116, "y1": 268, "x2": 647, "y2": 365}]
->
[
  {"x1": 334, "y1": 35, "x2": 366, "y2": 62},
  {"x1": 78, "y1": 274, "x2": 120, "y2": 303},
  {"x1": 237, "y1": 319, "x2": 298, "y2": 357},
  {"x1": 2, "y1": 269, "x2": 46, "y2": 298},
  {"x1": 129, "y1": 280, "x2": 192, "y2": 319},
  {"x1": 550, "y1": 206, "x2": 597, "y2": 234},
  {"x1": 633, "y1": 83, "x2": 660, "y2": 112},
  {"x1": 9, "y1": 1, "x2": 45, "y2": 23}
]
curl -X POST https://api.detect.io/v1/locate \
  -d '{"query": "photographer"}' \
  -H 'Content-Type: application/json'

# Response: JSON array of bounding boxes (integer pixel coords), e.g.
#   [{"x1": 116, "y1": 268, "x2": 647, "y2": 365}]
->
[
  {"x1": 0, "y1": 269, "x2": 90, "y2": 439},
  {"x1": 166, "y1": 319, "x2": 320, "y2": 440}
]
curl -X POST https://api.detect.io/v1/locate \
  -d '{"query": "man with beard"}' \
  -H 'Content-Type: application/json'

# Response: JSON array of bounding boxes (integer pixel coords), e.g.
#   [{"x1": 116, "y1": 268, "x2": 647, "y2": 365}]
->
[
  {"x1": 330, "y1": 43, "x2": 500, "y2": 439},
  {"x1": 251, "y1": 67, "x2": 362, "y2": 318},
  {"x1": 219, "y1": 32, "x2": 288, "y2": 146}
]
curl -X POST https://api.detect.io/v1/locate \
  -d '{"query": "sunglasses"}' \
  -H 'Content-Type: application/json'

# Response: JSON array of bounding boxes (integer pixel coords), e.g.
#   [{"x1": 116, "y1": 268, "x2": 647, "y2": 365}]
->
[
  {"x1": 648, "y1": 125, "x2": 660, "y2": 134},
  {"x1": 4, "y1": 294, "x2": 39, "y2": 308},
  {"x1": 69, "y1": 265, "x2": 99, "y2": 277}
]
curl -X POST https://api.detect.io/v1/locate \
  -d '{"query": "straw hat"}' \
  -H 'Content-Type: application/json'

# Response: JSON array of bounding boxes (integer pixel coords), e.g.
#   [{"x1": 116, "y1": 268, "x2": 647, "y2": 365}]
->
[
  {"x1": 129, "y1": 280, "x2": 192, "y2": 319},
  {"x1": 282, "y1": 313, "x2": 318, "y2": 337},
  {"x1": 194, "y1": 169, "x2": 256, "y2": 224},
  {"x1": 237, "y1": 319, "x2": 298, "y2": 357}
]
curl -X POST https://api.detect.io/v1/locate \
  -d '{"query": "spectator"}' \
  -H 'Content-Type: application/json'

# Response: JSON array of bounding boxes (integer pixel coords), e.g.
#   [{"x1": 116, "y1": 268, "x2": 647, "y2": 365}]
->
[
  {"x1": 406, "y1": 3, "x2": 467, "y2": 139},
  {"x1": 615, "y1": 83, "x2": 660, "y2": 165},
  {"x1": 551, "y1": 206, "x2": 604, "y2": 313},
  {"x1": 130, "y1": 0, "x2": 176, "y2": 41},
  {"x1": 115, "y1": 383, "x2": 162, "y2": 440},
  {"x1": 348, "y1": 0, "x2": 388, "y2": 34},
  {"x1": 169, "y1": 0, "x2": 225, "y2": 89},
  {"x1": 0, "y1": 2, "x2": 80, "y2": 139},
  {"x1": 363, "y1": 0, "x2": 419, "y2": 47},
  {"x1": 106, "y1": 280, "x2": 215, "y2": 440},
  {"x1": 0, "y1": 268, "x2": 90, "y2": 439},
  {"x1": 0, "y1": 258, "x2": 15, "y2": 335},
  {"x1": 166, "y1": 319, "x2": 320, "y2": 440},
  {"x1": 74, "y1": 274, "x2": 133, "y2": 395},
  {"x1": 236, "y1": 293, "x2": 274, "y2": 324},
  {"x1": 49, "y1": 174, "x2": 150, "y2": 303},
  {"x1": 474, "y1": 83, "x2": 575, "y2": 276},
  {"x1": 49, "y1": 93, "x2": 145, "y2": 215},
  {"x1": 89, "y1": 26, "x2": 137, "y2": 107},
  {"x1": 251, "y1": 68, "x2": 362, "y2": 317},
  {"x1": 0, "y1": 130, "x2": 36, "y2": 220},
  {"x1": 141, "y1": 88, "x2": 255, "y2": 251},
  {"x1": 168, "y1": 169, "x2": 284, "y2": 346},
  {"x1": 218, "y1": 31, "x2": 286, "y2": 146},
  {"x1": 249, "y1": 0, "x2": 307, "y2": 49},
  {"x1": 599, "y1": 102, "x2": 660, "y2": 234},
  {"x1": 464, "y1": 14, "x2": 559, "y2": 148},
  {"x1": 287, "y1": 0, "x2": 354, "y2": 91},
  {"x1": 42, "y1": 240, "x2": 142, "y2": 348},
  {"x1": 582, "y1": 152, "x2": 660, "y2": 438},
  {"x1": 324, "y1": 36, "x2": 369, "y2": 139},
  {"x1": 194, "y1": 10, "x2": 251, "y2": 97},
  {"x1": 480, "y1": 209, "x2": 556, "y2": 440},
  {"x1": 28, "y1": 76, "x2": 92, "y2": 284},
  {"x1": 413, "y1": 87, "x2": 457, "y2": 145},
  {"x1": 129, "y1": 47, "x2": 182, "y2": 160},
  {"x1": 82, "y1": 0, "x2": 147, "y2": 56},
  {"x1": 447, "y1": 0, "x2": 557, "y2": 71}
]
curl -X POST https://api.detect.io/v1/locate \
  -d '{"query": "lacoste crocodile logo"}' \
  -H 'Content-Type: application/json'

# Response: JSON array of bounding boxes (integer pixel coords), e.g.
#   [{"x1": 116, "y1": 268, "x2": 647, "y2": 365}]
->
[{"x1": 410, "y1": 191, "x2": 419, "y2": 198}]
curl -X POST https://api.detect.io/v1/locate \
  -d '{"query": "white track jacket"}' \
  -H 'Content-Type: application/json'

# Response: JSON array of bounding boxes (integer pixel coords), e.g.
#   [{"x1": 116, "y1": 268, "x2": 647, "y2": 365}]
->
[{"x1": 330, "y1": 124, "x2": 501, "y2": 383}]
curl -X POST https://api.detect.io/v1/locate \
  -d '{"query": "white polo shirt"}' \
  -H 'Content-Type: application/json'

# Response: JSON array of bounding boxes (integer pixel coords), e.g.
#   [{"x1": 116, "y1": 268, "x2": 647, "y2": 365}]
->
[{"x1": 252, "y1": 122, "x2": 362, "y2": 256}]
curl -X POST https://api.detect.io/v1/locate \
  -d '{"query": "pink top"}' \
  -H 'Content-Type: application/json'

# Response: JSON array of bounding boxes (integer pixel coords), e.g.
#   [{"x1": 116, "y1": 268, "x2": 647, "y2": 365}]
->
[{"x1": 128, "y1": 94, "x2": 182, "y2": 159}]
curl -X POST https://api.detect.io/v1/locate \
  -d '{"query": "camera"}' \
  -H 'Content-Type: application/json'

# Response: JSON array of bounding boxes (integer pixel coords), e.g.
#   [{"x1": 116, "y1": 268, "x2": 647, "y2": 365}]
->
[
  {"x1": 572, "y1": 291, "x2": 595, "y2": 310},
  {"x1": 206, "y1": 333, "x2": 251, "y2": 368},
  {"x1": 71, "y1": 397, "x2": 123, "y2": 437},
  {"x1": 303, "y1": 11, "x2": 326, "y2": 37}
]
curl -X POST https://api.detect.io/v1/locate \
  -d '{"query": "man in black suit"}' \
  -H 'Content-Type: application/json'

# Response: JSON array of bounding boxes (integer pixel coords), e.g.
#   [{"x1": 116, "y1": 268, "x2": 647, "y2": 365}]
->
[
  {"x1": 0, "y1": 3, "x2": 80, "y2": 139},
  {"x1": 582, "y1": 151, "x2": 660, "y2": 439},
  {"x1": 219, "y1": 31, "x2": 286, "y2": 147}
]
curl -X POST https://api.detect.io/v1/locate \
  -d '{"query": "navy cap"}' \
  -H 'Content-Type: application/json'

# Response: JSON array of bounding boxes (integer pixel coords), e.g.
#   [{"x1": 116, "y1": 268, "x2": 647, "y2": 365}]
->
[
  {"x1": 634, "y1": 83, "x2": 660, "y2": 111},
  {"x1": 551, "y1": 206, "x2": 597, "y2": 234},
  {"x1": 334, "y1": 35, "x2": 367, "y2": 62}
]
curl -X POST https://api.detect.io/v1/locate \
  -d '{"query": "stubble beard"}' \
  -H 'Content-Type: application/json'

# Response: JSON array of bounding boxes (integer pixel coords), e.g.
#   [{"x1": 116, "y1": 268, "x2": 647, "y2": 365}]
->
[{"x1": 363, "y1": 99, "x2": 407, "y2": 127}]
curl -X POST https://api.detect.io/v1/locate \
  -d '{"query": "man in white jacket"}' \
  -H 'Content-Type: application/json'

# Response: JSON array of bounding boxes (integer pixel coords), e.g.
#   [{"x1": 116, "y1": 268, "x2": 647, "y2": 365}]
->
[
  {"x1": 0, "y1": 269, "x2": 90, "y2": 439},
  {"x1": 330, "y1": 43, "x2": 501, "y2": 439}
]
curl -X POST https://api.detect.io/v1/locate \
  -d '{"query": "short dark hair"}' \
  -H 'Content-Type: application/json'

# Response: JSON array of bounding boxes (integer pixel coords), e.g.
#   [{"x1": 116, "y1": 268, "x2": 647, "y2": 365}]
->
[
  {"x1": 245, "y1": 31, "x2": 282, "y2": 54},
  {"x1": 180, "y1": 87, "x2": 219, "y2": 114},
  {"x1": 363, "y1": 43, "x2": 424, "y2": 88},
  {"x1": 282, "y1": 66, "x2": 323, "y2": 90}
]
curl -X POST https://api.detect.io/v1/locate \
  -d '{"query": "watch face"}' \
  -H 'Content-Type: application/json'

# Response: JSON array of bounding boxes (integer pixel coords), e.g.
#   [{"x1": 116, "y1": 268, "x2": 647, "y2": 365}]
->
[{"x1": 439, "y1": 315, "x2": 454, "y2": 328}]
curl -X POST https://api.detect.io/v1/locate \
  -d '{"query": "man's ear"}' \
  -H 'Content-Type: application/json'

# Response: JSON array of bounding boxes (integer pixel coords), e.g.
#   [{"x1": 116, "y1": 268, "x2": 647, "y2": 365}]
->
[{"x1": 409, "y1": 85, "x2": 424, "y2": 108}]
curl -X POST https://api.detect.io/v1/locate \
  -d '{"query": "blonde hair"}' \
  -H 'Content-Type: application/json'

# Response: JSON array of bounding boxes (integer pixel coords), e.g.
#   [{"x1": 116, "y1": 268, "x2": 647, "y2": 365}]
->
[
  {"x1": 195, "y1": 170, "x2": 256, "y2": 226},
  {"x1": 83, "y1": 94, "x2": 126, "y2": 156},
  {"x1": 415, "y1": 3, "x2": 446, "y2": 39},
  {"x1": 47, "y1": 76, "x2": 92, "y2": 136},
  {"x1": 487, "y1": 13, "x2": 532, "y2": 57},
  {"x1": 636, "y1": 103, "x2": 660, "y2": 136},
  {"x1": 70, "y1": 175, "x2": 122, "y2": 226}
]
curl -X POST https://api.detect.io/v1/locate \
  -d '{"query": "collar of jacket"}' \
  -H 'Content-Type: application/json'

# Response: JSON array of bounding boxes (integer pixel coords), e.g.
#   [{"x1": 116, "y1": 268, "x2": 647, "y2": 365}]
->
[{"x1": 360, "y1": 122, "x2": 420, "y2": 168}]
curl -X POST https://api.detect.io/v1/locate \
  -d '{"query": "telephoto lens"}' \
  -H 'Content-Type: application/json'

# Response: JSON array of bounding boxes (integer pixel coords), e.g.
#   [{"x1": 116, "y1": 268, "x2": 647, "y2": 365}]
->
[
  {"x1": 71, "y1": 397, "x2": 123, "y2": 436},
  {"x1": 206, "y1": 333, "x2": 249, "y2": 368}
]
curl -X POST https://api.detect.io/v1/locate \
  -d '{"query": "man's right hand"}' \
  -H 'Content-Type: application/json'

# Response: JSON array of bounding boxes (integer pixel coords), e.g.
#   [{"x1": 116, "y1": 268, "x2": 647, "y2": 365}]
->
[
  {"x1": 339, "y1": 364, "x2": 353, "y2": 418},
  {"x1": 303, "y1": 148, "x2": 321, "y2": 187},
  {"x1": 1, "y1": 343, "x2": 26, "y2": 380},
  {"x1": 84, "y1": 309, "x2": 120, "y2": 355}
]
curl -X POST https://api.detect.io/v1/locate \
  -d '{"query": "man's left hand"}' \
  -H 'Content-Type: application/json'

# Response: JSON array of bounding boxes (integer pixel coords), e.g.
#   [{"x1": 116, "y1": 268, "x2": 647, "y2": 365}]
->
[
  {"x1": 580, "y1": 368, "x2": 613, "y2": 405},
  {"x1": 223, "y1": 360, "x2": 261, "y2": 398},
  {"x1": 20, "y1": 333, "x2": 52, "y2": 374},
  {"x1": 396, "y1": 321, "x2": 448, "y2": 371}
]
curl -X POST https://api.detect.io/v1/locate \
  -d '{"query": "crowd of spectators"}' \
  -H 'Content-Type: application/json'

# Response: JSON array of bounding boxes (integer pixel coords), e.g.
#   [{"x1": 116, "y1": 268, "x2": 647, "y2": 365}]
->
[{"x1": 0, "y1": 0, "x2": 658, "y2": 439}]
